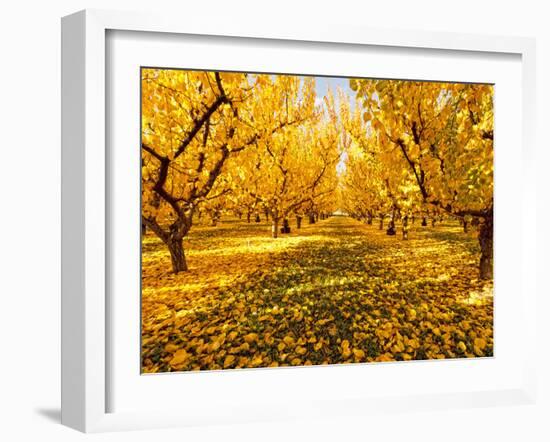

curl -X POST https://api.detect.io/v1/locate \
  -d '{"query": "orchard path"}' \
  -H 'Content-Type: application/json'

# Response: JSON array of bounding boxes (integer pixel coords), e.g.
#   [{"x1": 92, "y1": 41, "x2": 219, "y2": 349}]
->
[{"x1": 141, "y1": 216, "x2": 493, "y2": 372}]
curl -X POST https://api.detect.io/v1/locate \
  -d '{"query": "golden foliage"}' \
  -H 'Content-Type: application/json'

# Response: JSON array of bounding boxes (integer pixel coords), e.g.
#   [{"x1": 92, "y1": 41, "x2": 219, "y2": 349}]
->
[{"x1": 141, "y1": 217, "x2": 493, "y2": 373}]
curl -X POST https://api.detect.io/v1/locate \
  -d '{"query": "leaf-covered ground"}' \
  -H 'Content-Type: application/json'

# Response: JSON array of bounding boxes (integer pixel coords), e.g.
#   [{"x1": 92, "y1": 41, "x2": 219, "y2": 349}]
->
[{"x1": 141, "y1": 216, "x2": 493, "y2": 373}]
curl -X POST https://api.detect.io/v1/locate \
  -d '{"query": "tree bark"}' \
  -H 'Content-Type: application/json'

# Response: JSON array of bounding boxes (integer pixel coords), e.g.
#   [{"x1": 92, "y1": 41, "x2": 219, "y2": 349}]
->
[
  {"x1": 167, "y1": 237, "x2": 188, "y2": 273},
  {"x1": 272, "y1": 218, "x2": 279, "y2": 238},
  {"x1": 308, "y1": 213, "x2": 315, "y2": 224},
  {"x1": 421, "y1": 217, "x2": 427, "y2": 227},
  {"x1": 478, "y1": 213, "x2": 493, "y2": 280},
  {"x1": 281, "y1": 218, "x2": 291, "y2": 234},
  {"x1": 247, "y1": 212, "x2": 251, "y2": 223},
  {"x1": 462, "y1": 219, "x2": 469, "y2": 233},
  {"x1": 296, "y1": 215, "x2": 302, "y2": 229},
  {"x1": 379, "y1": 217, "x2": 384, "y2": 230},
  {"x1": 386, "y1": 217, "x2": 396, "y2": 235},
  {"x1": 402, "y1": 216, "x2": 409, "y2": 240}
]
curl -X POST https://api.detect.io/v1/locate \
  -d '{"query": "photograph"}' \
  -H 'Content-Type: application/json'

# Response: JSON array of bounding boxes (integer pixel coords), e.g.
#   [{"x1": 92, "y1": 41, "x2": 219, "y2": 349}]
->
[{"x1": 140, "y1": 68, "x2": 494, "y2": 373}]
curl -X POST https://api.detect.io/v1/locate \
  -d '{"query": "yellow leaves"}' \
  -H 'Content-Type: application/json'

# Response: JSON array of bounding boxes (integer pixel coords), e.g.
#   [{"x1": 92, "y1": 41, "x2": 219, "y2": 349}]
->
[
  {"x1": 164, "y1": 343, "x2": 179, "y2": 353},
  {"x1": 250, "y1": 355, "x2": 264, "y2": 367},
  {"x1": 392, "y1": 339, "x2": 405, "y2": 354},
  {"x1": 244, "y1": 333, "x2": 259, "y2": 343},
  {"x1": 474, "y1": 337, "x2": 487, "y2": 350},
  {"x1": 264, "y1": 333, "x2": 275, "y2": 345},
  {"x1": 283, "y1": 335, "x2": 295, "y2": 346},
  {"x1": 473, "y1": 337, "x2": 487, "y2": 356},
  {"x1": 353, "y1": 348, "x2": 365, "y2": 359},
  {"x1": 341, "y1": 340, "x2": 352, "y2": 359},
  {"x1": 346, "y1": 78, "x2": 493, "y2": 222},
  {"x1": 223, "y1": 355, "x2": 236, "y2": 368},
  {"x1": 238, "y1": 342, "x2": 250, "y2": 352},
  {"x1": 169, "y1": 349, "x2": 190, "y2": 369},
  {"x1": 142, "y1": 214, "x2": 493, "y2": 374}
]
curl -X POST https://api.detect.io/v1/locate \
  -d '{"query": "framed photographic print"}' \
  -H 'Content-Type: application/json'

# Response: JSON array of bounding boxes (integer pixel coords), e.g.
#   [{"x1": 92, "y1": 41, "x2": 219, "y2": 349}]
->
[{"x1": 61, "y1": 9, "x2": 537, "y2": 432}]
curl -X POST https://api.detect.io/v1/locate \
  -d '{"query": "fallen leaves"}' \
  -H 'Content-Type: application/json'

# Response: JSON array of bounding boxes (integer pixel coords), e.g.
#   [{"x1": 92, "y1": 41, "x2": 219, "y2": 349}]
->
[
  {"x1": 169, "y1": 349, "x2": 191, "y2": 369},
  {"x1": 223, "y1": 355, "x2": 235, "y2": 369},
  {"x1": 142, "y1": 216, "x2": 493, "y2": 373}
]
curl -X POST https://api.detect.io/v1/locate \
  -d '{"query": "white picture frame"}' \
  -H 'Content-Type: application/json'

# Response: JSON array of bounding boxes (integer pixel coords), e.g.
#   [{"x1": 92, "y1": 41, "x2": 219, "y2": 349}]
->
[{"x1": 61, "y1": 9, "x2": 537, "y2": 433}]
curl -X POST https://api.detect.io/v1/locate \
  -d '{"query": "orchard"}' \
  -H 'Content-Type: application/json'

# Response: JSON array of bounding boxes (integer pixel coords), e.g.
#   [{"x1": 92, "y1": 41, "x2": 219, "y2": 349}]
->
[{"x1": 140, "y1": 69, "x2": 493, "y2": 372}]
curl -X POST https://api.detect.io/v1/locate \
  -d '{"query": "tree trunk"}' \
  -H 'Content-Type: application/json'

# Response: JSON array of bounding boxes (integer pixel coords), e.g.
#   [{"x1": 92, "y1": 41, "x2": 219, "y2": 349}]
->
[
  {"x1": 386, "y1": 218, "x2": 396, "y2": 236},
  {"x1": 281, "y1": 218, "x2": 291, "y2": 234},
  {"x1": 167, "y1": 237, "x2": 188, "y2": 273},
  {"x1": 402, "y1": 216, "x2": 409, "y2": 240},
  {"x1": 379, "y1": 217, "x2": 384, "y2": 230},
  {"x1": 431, "y1": 217, "x2": 436, "y2": 227},
  {"x1": 308, "y1": 213, "x2": 315, "y2": 224},
  {"x1": 463, "y1": 219, "x2": 469, "y2": 233},
  {"x1": 367, "y1": 214, "x2": 373, "y2": 225},
  {"x1": 247, "y1": 212, "x2": 251, "y2": 223},
  {"x1": 141, "y1": 223, "x2": 146, "y2": 236},
  {"x1": 255, "y1": 214, "x2": 261, "y2": 223},
  {"x1": 296, "y1": 215, "x2": 302, "y2": 229},
  {"x1": 272, "y1": 218, "x2": 279, "y2": 238},
  {"x1": 421, "y1": 217, "x2": 427, "y2": 227},
  {"x1": 478, "y1": 213, "x2": 493, "y2": 280}
]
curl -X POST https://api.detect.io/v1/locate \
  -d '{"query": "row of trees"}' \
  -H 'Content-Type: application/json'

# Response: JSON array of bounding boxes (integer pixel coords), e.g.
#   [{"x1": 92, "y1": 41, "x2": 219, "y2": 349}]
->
[
  {"x1": 141, "y1": 70, "x2": 340, "y2": 272},
  {"x1": 339, "y1": 79, "x2": 494, "y2": 279},
  {"x1": 141, "y1": 70, "x2": 494, "y2": 280}
]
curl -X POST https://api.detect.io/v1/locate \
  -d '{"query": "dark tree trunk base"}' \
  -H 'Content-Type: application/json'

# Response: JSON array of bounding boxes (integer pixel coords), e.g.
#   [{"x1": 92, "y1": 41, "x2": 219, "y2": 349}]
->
[
  {"x1": 478, "y1": 213, "x2": 493, "y2": 280},
  {"x1": 402, "y1": 216, "x2": 409, "y2": 240},
  {"x1": 167, "y1": 238, "x2": 188, "y2": 273},
  {"x1": 280, "y1": 219, "x2": 291, "y2": 234}
]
